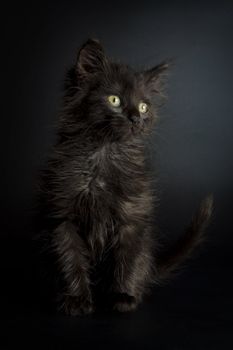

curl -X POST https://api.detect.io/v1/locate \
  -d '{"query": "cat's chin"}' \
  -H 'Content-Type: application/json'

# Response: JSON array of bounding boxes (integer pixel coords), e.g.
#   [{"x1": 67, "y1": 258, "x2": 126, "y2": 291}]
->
[
  {"x1": 120, "y1": 128, "x2": 141, "y2": 141},
  {"x1": 108, "y1": 127, "x2": 135, "y2": 143}
]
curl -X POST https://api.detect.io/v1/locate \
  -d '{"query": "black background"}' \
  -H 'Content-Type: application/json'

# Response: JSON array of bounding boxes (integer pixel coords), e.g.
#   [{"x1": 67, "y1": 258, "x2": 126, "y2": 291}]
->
[{"x1": 1, "y1": 1, "x2": 233, "y2": 349}]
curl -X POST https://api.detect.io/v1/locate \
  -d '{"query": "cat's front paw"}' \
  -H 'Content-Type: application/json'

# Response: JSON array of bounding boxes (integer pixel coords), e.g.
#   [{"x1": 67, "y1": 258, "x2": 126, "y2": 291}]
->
[
  {"x1": 62, "y1": 294, "x2": 94, "y2": 316},
  {"x1": 113, "y1": 293, "x2": 138, "y2": 312}
]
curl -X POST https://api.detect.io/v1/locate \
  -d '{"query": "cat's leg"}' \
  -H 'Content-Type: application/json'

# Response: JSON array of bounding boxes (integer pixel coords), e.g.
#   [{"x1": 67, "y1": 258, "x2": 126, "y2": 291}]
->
[
  {"x1": 111, "y1": 225, "x2": 154, "y2": 312},
  {"x1": 52, "y1": 221, "x2": 93, "y2": 316}
]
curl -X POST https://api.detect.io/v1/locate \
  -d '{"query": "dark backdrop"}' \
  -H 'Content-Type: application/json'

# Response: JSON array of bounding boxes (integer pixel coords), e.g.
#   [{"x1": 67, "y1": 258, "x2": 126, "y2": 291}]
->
[{"x1": 1, "y1": 1, "x2": 233, "y2": 349}]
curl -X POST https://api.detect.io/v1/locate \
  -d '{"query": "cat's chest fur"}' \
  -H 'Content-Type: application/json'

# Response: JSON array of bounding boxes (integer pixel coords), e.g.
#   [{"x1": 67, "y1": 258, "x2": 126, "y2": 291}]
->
[
  {"x1": 73, "y1": 139, "x2": 152, "y2": 256},
  {"x1": 82, "y1": 140, "x2": 147, "y2": 195}
]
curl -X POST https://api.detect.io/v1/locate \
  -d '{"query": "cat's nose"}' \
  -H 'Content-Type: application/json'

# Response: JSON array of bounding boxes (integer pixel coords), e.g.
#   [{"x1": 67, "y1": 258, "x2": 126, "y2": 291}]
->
[{"x1": 128, "y1": 115, "x2": 140, "y2": 124}]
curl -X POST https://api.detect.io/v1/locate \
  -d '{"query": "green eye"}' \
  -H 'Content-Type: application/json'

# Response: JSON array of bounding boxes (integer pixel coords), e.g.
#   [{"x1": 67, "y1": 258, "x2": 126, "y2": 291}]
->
[
  {"x1": 138, "y1": 102, "x2": 148, "y2": 113},
  {"x1": 108, "y1": 95, "x2": 121, "y2": 107}
]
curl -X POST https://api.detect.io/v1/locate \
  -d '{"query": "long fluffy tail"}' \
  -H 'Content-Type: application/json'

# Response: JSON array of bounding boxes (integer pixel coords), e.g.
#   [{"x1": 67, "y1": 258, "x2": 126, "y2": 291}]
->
[{"x1": 156, "y1": 195, "x2": 214, "y2": 281}]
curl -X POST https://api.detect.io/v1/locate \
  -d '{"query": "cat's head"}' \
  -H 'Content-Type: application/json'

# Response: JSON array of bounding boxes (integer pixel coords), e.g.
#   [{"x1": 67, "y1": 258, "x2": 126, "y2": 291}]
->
[{"x1": 65, "y1": 39, "x2": 168, "y2": 143}]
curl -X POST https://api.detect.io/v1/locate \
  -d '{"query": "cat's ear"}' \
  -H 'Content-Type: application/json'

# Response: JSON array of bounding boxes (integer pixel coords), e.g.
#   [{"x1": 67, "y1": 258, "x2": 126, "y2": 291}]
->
[
  {"x1": 142, "y1": 61, "x2": 169, "y2": 94},
  {"x1": 76, "y1": 38, "x2": 108, "y2": 77}
]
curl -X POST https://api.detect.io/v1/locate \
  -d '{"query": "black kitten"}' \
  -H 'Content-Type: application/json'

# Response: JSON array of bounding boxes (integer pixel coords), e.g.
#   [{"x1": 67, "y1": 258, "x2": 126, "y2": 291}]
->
[{"x1": 36, "y1": 39, "x2": 213, "y2": 315}]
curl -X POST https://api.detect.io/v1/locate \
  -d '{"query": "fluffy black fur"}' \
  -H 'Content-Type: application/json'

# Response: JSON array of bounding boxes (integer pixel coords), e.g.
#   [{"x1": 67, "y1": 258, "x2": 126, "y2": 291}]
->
[{"x1": 36, "y1": 39, "x2": 213, "y2": 315}]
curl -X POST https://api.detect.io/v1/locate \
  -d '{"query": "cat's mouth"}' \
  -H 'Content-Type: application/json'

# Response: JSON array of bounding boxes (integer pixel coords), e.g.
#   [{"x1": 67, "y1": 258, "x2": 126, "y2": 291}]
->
[{"x1": 129, "y1": 119, "x2": 143, "y2": 135}]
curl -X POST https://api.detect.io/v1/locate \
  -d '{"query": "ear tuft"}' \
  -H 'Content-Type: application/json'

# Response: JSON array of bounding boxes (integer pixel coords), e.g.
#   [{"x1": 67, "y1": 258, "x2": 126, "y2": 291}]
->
[
  {"x1": 76, "y1": 38, "x2": 108, "y2": 77},
  {"x1": 143, "y1": 60, "x2": 171, "y2": 94}
]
